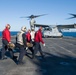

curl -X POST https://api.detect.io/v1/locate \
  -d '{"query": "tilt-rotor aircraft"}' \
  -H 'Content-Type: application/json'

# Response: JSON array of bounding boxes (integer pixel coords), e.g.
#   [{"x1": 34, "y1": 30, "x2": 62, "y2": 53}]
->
[
  {"x1": 20, "y1": 14, "x2": 47, "y2": 30},
  {"x1": 20, "y1": 14, "x2": 76, "y2": 38}
]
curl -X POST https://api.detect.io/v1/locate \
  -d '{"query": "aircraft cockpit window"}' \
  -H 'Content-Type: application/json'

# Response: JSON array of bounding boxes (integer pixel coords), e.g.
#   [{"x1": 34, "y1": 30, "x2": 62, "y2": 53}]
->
[{"x1": 44, "y1": 27, "x2": 52, "y2": 31}]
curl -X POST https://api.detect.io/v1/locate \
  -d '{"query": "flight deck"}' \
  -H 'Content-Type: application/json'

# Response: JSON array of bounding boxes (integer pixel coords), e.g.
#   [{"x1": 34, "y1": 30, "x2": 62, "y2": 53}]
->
[{"x1": 0, "y1": 36, "x2": 76, "y2": 75}]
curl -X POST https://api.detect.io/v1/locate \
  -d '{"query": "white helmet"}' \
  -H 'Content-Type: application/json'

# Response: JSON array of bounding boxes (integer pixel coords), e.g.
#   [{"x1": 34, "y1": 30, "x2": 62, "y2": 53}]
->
[{"x1": 21, "y1": 26, "x2": 26, "y2": 32}]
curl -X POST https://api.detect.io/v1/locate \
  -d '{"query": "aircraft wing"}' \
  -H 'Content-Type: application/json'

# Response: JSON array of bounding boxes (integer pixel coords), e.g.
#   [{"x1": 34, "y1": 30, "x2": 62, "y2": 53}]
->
[
  {"x1": 57, "y1": 24, "x2": 76, "y2": 29},
  {"x1": 34, "y1": 23, "x2": 49, "y2": 27},
  {"x1": 34, "y1": 23, "x2": 76, "y2": 29}
]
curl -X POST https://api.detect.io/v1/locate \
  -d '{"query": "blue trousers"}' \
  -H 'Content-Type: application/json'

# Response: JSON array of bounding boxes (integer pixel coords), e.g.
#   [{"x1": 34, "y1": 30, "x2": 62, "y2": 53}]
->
[
  {"x1": 1, "y1": 39, "x2": 14, "y2": 58},
  {"x1": 16, "y1": 43, "x2": 26, "y2": 62},
  {"x1": 34, "y1": 42, "x2": 44, "y2": 57}
]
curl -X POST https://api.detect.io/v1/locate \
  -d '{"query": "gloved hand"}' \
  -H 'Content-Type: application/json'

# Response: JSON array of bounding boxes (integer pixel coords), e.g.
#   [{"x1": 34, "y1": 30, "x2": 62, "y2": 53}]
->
[
  {"x1": 9, "y1": 42, "x2": 11, "y2": 43},
  {"x1": 43, "y1": 43, "x2": 45, "y2": 46},
  {"x1": 32, "y1": 39, "x2": 34, "y2": 42},
  {"x1": 26, "y1": 47, "x2": 28, "y2": 50}
]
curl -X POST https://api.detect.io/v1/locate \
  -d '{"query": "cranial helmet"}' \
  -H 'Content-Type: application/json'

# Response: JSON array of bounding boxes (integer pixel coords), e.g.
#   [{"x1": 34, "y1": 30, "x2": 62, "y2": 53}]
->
[
  {"x1": 7, "y1": 43, "x2": 15, "y2": 49},
  {"x1": 6, "y1": 24, "x2": 11, "y2": 29},
  {"x1": 21, "y1": 26, "x2": 26, "y2": 32}
]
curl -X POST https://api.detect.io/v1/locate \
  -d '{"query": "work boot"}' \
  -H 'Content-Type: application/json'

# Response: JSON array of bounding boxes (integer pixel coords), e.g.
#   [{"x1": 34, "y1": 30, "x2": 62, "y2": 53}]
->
[
  {"x1": 17, "y1": 61, "x2": 25, "y2": 65},
  {"x1": 12, "y1": 56, "x2": 17, "y2": 59},
  {"x1": 1, "y1": 56, "x2": 7, "y2": 60},
  {"x1": 31, "y1": 54, "x2": 35, "y2": 59},
  {"x1": 42, "y1": 55, "x2": 45, "y2": 59}
]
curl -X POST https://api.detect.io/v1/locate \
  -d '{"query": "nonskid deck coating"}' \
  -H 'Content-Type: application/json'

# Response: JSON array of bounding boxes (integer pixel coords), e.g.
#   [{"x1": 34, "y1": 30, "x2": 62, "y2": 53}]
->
[{"x1": 0, "y1": 36, "x2": 76, "y2": 75}]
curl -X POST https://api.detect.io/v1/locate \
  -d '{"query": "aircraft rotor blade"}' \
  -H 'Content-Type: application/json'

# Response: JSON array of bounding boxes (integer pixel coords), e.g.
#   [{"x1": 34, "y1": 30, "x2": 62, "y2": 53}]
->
[
  {"x1": 20, "y1": 14, "x2": 48, "y2": 19},
  {"x1": 67, "y1": 17, "x2": 76, "y2": 19},
  {"x1": 27, "y1": 14, "x2": 48, "y2": 18},
  {"x1": 69, "y1": 13, "x2": 76, "y2": 16},
  {"x1": 66, "y1": 13, "x2": 76, "y2": 20},
  {"x1": 20, "y1": 17, "x2": 27, "y2": 18},
  {"x1": 34, "y1": 14, "x2": 48, "y2": 18}
]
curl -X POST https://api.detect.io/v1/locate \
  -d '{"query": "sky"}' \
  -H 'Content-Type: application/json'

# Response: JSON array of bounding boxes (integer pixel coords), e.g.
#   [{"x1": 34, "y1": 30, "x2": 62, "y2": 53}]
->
[{"x1": 0, "y1": 0, "x2": 76, "y2": 31}]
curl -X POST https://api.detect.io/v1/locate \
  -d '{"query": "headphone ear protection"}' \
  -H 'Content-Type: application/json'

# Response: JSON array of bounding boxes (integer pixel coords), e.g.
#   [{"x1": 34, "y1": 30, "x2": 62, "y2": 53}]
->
[{"x1": 6, "y1": 24, "x2": 11, "y2": 29}]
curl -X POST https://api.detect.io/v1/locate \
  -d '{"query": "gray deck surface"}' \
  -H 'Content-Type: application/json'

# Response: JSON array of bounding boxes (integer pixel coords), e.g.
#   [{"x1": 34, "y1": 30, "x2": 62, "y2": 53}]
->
[{"x1": 0, "y1": 36, "x2": 76, "y2": 75}]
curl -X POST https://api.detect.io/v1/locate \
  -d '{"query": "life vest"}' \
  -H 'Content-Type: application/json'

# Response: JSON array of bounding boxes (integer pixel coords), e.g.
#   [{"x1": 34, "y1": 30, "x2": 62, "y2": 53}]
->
[{"x1": 16, "y1": 31, "x2": 25, "y2": 45}]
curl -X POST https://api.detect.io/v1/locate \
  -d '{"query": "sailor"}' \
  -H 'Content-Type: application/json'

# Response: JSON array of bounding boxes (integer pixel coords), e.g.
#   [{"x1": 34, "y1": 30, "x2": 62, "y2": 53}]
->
[
  {"x1": 30, "y1": 29, "x2": 35, "y2": 43},
  {"x1": 33, "y1": 26, "x2": 45, "y2": 58},
  {"x1": 26, "y1": 29, "x2": 31, "y2": 43},
  {"x1": 16, "y1": 26, "x2": 27, "y2": 65},
  {"x1": 26, "y1": 29, "x2": 34, "y2": 58},
  {"x1": 1, "y1": 24, "x2": 17, "y2": 60}
]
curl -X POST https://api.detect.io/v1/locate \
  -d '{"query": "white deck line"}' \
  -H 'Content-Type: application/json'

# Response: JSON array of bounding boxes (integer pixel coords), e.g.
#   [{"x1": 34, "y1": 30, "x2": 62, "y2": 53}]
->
[{"x1": 51, "y1": 41, "x2": 76, "y2": 57}]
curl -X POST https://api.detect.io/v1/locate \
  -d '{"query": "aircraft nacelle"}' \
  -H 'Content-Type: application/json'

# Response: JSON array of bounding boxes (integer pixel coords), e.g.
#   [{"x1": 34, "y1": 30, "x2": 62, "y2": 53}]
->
[{"x1": 30, "y1": 18, "x2": 36, "y2": 30}]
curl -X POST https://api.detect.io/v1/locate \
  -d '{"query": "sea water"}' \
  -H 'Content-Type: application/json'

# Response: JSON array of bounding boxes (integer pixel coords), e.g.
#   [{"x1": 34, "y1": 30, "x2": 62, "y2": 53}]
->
[
  {"x1": 0, "y1": 31, "x2": 18, "y2": 37},
  {"x1": 0, "y1": 31, "x2": 76, "y2": 37},
  {"x1": 62, "y1": 32, "x2": 76, "y2": 37}
]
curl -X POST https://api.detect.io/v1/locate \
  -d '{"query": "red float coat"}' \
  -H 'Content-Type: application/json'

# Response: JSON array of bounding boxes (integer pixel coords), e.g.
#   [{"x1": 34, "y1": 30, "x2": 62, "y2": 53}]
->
[
  {"x1": 34, "y1": 29, "x2": 44, "y2": 44},
  {"x1": 26, "y1": 32, "x2": 31, "y2": 43},
  {"x1": 2, "y1": 28, "x2": 11, "y2": 42}
]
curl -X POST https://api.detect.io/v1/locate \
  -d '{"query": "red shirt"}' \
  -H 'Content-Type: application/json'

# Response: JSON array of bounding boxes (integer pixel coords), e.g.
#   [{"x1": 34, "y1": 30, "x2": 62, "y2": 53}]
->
[
  {"x1": 2, "y1": 28, "x2": 11, "y2": 42},
  {"x1": 34, "y1": 29, "x2": 44, "y2": 44},
  {"x1": 26, "y1": 32, "x2": 31, "y2": 42}
]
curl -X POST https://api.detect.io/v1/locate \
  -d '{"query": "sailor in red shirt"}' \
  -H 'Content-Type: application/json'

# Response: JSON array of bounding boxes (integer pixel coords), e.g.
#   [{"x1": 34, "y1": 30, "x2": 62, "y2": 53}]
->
[
  {"x1": 26, "y1": 29, "x2": 34, "y2": 58},
  {"x1": 2, "y1": 24, "x2": 11, "y2": 43},
  {"x1": 1, "y1": 24, "x2": 17, "y2": 60},
  {"x1": 33, "y1": 26, "x2": 45, "y2": 58},
  {"x1": 26, "y1": 29, "x2": 31, "y2": 43}
]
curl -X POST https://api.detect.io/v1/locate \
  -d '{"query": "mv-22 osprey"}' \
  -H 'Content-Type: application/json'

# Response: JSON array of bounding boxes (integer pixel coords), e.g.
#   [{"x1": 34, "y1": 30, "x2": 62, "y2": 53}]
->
[{"x1": 20, "y1": 13, "x2": 76, "y2": 37}]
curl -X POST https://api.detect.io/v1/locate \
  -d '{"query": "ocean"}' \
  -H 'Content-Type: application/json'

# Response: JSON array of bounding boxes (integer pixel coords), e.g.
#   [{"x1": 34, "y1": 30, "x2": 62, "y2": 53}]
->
[
  {"x1": 62, "y1": 32, "x2": 76, "y2": 37},
  {"x1": 0, "y1": 31, "x2": 76, "y2": 37},
  {"x1": 0, "y1": 31, "x2": 18, "y2": 37}
]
